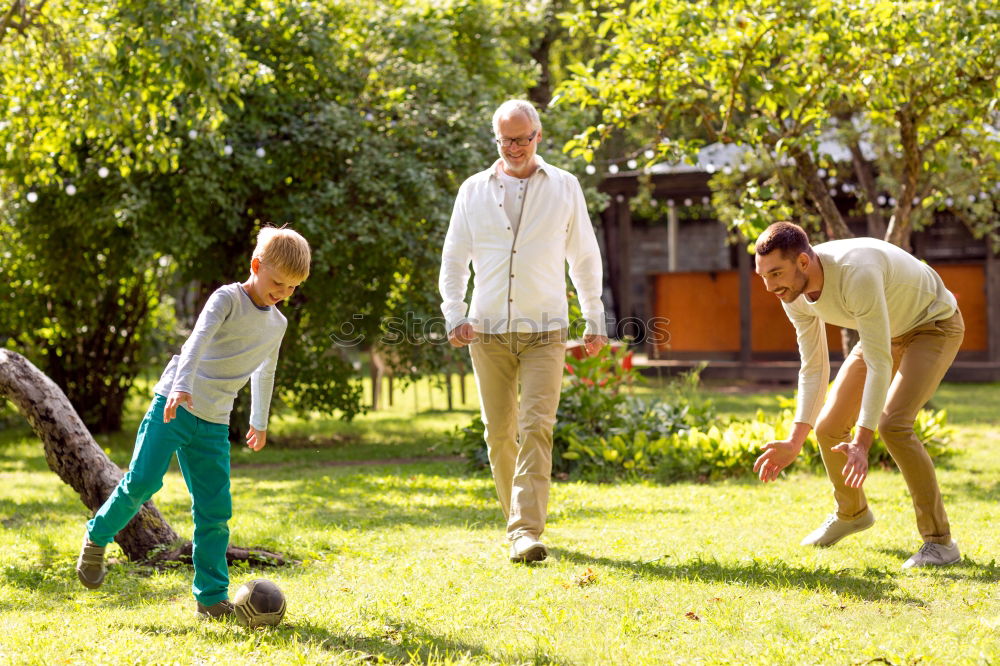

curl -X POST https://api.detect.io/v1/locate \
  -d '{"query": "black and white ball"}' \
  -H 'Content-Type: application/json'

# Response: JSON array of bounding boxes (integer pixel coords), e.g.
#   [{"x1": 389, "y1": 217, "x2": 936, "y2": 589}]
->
[{"x1": 233, "y1": 579, "x2": 286, "y2": 627}]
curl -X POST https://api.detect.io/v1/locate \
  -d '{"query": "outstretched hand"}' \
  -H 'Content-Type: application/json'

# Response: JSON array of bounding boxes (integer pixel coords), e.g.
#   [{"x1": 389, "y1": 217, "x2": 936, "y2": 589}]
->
[
  {"x1": 831, "y1": 439, "x2": 869, "y2": 489},
  {"x1": 753, "y1": 439, "x2": 801, "y2": 483}
]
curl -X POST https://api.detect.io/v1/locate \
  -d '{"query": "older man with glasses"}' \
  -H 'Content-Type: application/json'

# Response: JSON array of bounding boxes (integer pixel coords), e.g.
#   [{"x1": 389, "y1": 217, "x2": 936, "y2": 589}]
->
[{"x1": 439, "y1": 99, "x2": 607, "y2": 563}]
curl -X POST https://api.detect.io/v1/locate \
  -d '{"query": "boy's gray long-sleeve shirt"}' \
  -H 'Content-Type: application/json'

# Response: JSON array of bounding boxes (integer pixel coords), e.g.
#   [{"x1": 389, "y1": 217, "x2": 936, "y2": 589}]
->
[{"x1": 154, "y1": 283, "x2": 287, "y2": 431}]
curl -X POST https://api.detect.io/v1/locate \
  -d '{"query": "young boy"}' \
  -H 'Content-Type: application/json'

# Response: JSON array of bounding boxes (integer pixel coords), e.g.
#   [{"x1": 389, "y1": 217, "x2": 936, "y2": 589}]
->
[{"x1": 75, "y1": 226, "x2": 310, "y2": 618}]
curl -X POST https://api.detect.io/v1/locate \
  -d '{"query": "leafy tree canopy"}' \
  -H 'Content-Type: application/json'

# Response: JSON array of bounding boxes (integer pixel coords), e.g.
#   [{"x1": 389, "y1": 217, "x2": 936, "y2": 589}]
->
[
  {"x1": 556, "y1": 0, "x2": 1000, "y2": 247},
  {"x1": 1, "y1": 0, "x2": 247, "y2": 184},
  {"x1": 1, "y1": 0, "x2": 535, "y2": 429}
]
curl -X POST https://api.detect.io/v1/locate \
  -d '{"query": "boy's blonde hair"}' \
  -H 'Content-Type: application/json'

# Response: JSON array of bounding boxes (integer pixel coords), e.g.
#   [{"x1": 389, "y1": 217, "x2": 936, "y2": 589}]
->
[{"x1": 253, "y1": 226, "x2": 311, "y2": 280}]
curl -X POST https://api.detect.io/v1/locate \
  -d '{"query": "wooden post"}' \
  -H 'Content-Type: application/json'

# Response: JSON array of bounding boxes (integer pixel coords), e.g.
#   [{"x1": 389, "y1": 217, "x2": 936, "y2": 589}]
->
[
  {"x1": 617, "y1": 194, "x2": 633, "y2": 324},
  {"x1": 459, "y1": 370, "x2": 467, "y2": 405},
  {"x1": 369, "y1": 348, "x2": 384, "y2": 411},
  {"x1": 602, "y1": 203, "x2": 621, "y2": 336},
  {"x1": 987, "y1": 247, "x2": 1000, "y2": 365},
  {"x1": 667, "y1": 201, "x2": 678, "y2": 272},
  {"x1": 738, "y1": 236, "x2": 752, "y2": 377},
  {"x1": 445, "y1": 369, "x2": 454, "y2": 411},
  {"x1": 0, "y1": 351, "x2": 287, "y2": 566},
  {"x1": 387, "y1": 374, "x2": 394, "y2": 407}
]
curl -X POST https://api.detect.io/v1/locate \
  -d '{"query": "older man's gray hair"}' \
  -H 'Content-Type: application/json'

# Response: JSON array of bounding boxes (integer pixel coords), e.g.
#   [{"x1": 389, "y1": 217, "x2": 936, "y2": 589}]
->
[{"x1": 492, "y1": 100, "x2": 542, "y2": 137}]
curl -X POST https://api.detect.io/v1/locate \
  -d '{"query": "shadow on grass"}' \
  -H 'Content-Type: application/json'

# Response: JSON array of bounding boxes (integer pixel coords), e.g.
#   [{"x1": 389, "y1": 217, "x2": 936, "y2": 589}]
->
[
  {"x1": 284, "y1": 617, "x2": 567, "y2": 665},
  {"x1": 233, "y1": 464, "x2": 688, "y2": 533},
  {"x1": 950, "y1": 479, "x2": 1000, "y2": 503},
  {"x1": 548, "y1": 504, "x2": 691, "y2": 522},
  {"x1": 876, "y1": 547, "x2": 1000, "y2": 583},
  {"x1": 556, "y1": 549, "x2": 925, "y2": 604},
  {"x1": 0, "y1": 540, "x2": 75, "y2": 606},
  {"x1": 114, "y1": 616, "x2": 568, "y2": 665},
  {"x1": 0, "y1": 498, "x2": 82, "y2": 528},
  {"x1": 0, "y1": 560, "x2": 190, "y2": 613}
]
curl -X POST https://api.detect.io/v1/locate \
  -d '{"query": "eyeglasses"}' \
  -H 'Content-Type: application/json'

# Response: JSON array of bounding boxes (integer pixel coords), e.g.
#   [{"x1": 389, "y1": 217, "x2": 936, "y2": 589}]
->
[{"x1": 495, "y1": 131, "x2": 537, "y2": 147}]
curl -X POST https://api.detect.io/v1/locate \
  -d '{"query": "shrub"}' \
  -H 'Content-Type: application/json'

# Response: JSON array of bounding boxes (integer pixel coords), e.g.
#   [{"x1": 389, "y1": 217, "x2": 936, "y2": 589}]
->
[
  {"x1": 450, "y1": 350, "x2": 957, "y2": 482},
  {"x1": 451, "y1": 345, "x2": 713, "y2": 478}
]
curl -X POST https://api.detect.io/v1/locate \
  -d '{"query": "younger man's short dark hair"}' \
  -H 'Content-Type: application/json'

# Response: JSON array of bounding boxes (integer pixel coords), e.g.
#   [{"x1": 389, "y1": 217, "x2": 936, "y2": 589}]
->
[{"x1": 755, "y1": 222, "x2": 814, "y2": 260}]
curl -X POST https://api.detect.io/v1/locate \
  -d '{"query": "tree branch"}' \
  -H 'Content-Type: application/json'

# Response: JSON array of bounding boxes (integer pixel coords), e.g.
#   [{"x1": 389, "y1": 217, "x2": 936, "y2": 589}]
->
[
  {"x1": 721, "y1": 23, "x2": 778, "y2": 137},
  {"x1": 788, "y1": 145, "x2": 853, "y2": 240},
  {"x1": 0, "y1": 349, "x2": 291, "y2": 567},
  {"x1": 848, "y1": 139, "x2": 886, "y2": 238},
  {"x1": 0, "y1": 0, "x2": 46, "y2": 44},
  {"x1": 886, "y1": 105, "x2": 921, "y2": 249},
  {"x1": 919, "y1": 123, "x2": 964, "y2": 154}
]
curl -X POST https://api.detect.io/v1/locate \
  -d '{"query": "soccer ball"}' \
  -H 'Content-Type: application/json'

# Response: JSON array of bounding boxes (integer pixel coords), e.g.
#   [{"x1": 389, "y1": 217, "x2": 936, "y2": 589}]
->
[{"x1": 233, "y1": 579, "x2": 286, "y2": 628}]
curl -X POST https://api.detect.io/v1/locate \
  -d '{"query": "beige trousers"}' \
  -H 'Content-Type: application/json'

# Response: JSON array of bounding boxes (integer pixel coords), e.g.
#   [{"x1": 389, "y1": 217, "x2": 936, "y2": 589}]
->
[
  {"x1": 814, "y1": 309, "x2": 964, "y2": 545},
  {"x1": 469, "y1": 330, "x2": 566, "y2": 541}
]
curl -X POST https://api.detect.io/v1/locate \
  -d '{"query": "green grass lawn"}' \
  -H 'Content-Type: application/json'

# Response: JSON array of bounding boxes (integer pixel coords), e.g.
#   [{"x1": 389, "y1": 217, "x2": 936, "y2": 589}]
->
[{"x1": 0, "y1": 381, "x2": 997, "y2": 664}]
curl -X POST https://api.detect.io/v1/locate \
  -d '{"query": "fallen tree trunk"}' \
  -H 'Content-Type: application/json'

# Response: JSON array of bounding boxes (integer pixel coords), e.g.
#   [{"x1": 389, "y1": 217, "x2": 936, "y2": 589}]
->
[{"x1": 0, "y1": 349, "x2": 288, "y2": 567}]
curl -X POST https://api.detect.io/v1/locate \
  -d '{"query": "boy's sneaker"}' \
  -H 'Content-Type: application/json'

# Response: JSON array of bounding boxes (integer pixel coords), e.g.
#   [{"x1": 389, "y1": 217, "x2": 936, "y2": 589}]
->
[
  {"x1": 902, "y1": 541, "x2": 960, "y2": 569},
  {"x1": 196, "y1": 599, "x2": 236, "y2": 620},
  {"x1": 76, "y1": 535, "x2": 107, "y2": 589},
  {"x1": 509, "y1": 536, "x2": 548, "y2": 563},
  {"x1": 800, "y1": 508, "x2": 875, "y2": 547}
]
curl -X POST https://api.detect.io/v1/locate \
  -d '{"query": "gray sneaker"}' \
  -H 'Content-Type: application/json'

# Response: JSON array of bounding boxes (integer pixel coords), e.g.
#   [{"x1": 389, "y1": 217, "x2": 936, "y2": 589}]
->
[
  {"x1": 196, "y1": 599, "x2": 236, "y2": 620},
  {"x1": 76, "y1": 535, "x2": 107, "y2": 589},
  {"x1": 902, "y1": 541, "x2": 960, "y2": 569},
  {"x1": 800, "y1": 508, "x2": 875, "y2": 547},
  {"x1": 509, "y1": 536, "x2": 548, "y2": 563}
]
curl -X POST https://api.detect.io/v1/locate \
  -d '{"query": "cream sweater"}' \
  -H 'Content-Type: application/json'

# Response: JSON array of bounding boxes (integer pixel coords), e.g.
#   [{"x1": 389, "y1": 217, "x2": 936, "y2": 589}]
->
[{"x1": 782, "y1": 238, "x2": 956, "y2": 431}]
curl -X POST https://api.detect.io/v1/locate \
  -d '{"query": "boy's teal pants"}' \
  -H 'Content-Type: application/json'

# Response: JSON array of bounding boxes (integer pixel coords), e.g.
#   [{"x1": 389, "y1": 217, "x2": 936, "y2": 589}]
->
[{"x1": 87, "y1": 394, "x2": 232, "y2": 606}]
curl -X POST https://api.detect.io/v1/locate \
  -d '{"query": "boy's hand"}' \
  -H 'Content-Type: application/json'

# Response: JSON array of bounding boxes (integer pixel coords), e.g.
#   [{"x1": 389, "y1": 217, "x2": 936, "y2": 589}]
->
[
  {"x1": 164, "y1": 391, "x2": 193, "y2": 423},
  {"x1": 246, "y1": 426, "x2": 267, "y2": 452}
]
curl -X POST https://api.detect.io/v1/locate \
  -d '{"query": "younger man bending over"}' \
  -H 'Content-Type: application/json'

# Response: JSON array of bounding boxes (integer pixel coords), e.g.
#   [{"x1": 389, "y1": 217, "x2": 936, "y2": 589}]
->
[{"x1": 752, "y1": 222, "x2": 963, "y2": 569}]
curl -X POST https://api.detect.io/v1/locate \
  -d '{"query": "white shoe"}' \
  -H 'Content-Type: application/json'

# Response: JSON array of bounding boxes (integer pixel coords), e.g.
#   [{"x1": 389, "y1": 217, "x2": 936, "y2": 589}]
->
[
  {"x1": 902, "y1": 541, "x2": 960, "y2": 569},
  {"x1": 800, "y1": 508, "x2": 875, "y2": 547},
  {"x1": 509, "y1": 536, "x2": 548, "y2": 563}
]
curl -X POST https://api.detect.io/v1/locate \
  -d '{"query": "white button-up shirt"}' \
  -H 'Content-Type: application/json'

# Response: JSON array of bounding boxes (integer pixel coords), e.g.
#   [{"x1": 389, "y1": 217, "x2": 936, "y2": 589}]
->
[{"x1": 439, "y1": 155, "x2": 606, "y2": 335}]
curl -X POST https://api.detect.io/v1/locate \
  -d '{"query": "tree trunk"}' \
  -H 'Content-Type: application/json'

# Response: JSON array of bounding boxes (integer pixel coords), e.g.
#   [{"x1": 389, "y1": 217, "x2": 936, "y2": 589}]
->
[
  {"x1": 885, "y1": 107, "x2": 920, "y2": 251},
  {"x1": 840, "y1": 328, "x2": 860, "y2": 357},
  {"x1": 228, "y1": 390, "x2": 251, "y2": 443},
  {"x1": 848, "y1": 141, "x2": 887, "y2": 239},
  {"x1": 44, "y1": 278, "x2": 151, "y2": 434},
  {"x1": 370, "y1": 347, "x2": 386, "y2": 411},
  {"x1": 0, "y1": 350, "x2": 288, "y2": 567},
  {"x1": 788, "y1": 146, "x2": 858, "y2": 356},
  {"x1": 789, "y1": 146, "x2": 853, "y2": 240},
  {"x1": 527, "y1": 1, "x2": 565, "y2": 108},
  {"x1": 0, "y1": 1, "x2": 42, "y2": 44}
]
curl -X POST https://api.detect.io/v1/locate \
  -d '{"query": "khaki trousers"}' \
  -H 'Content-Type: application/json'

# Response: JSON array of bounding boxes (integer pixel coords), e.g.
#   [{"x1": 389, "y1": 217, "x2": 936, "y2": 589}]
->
[
  {"x1": 814, "y1": 309, "x2": 964, "y2": 545},
  {"x1": 469, "y1": 330, "x2": 566, "y2": 541}
]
